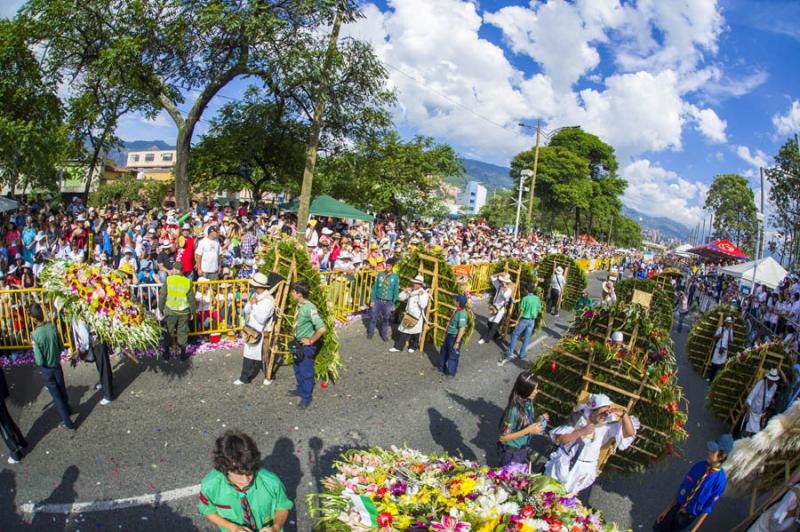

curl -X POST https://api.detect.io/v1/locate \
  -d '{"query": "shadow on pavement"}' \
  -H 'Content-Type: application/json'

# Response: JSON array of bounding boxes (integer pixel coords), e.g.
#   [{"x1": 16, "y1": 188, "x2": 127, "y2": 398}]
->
[
  {"x1": 447, "y1": 392, "x2": 504, "y2": 466},
  {"x1": 263, "y1": 437, "x2": 302, "y2": 532},
  {"x1": 5, "y1": 364, "x2": 44, "y2": 408},
  {"x1": 0, "y1": 469, "x2": 28, "y2": 530},
  {"x1": 428, "y1": 407, "x2": 477, "y2": 462},
  {"x1": 24, "y1": 385, "x2": 87, "y2": 454},
  {"x1": 29, "y1": 464, "x2": 79, "y2": 531}
]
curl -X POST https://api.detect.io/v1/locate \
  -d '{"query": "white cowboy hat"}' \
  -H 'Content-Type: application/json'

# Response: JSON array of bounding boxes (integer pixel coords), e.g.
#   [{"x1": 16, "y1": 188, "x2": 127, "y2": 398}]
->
[
  {"x1": 250, "y1": 272, "x2": 269, "y2": 288},
  {"x1": 556, "y1": 266, "x2": 564, "y2": 274},
  {"x1": 412, "y1": 274, "x2": 425, "y2": 285},
  {"x1": 766, "y1": 368, "x2": 780, "y2": 381},
  {"x1": 497, "y1": 273, "x2": 512, "y2": 284}
]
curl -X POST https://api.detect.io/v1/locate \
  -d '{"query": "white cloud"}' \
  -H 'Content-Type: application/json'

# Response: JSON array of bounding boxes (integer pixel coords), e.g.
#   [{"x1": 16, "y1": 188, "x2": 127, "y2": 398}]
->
[
  {"x1": 117, "y1": 111, "x2": 178, "y2": 143},
  {"x1": 735, "y1": 145, "x2": 768, "y2": 169},
  {"x1": 0, "y1": 0, "x2": 25, "y2": 19},
  {"x1": 772, "y1": 100, "x2": 800, "y2": 136},
  {"x1": 685, "y1": 104, "x2": 727, "y2": 143},
  {"x1": 622, "y1": 159, "x2": 707, "y2": 226}
]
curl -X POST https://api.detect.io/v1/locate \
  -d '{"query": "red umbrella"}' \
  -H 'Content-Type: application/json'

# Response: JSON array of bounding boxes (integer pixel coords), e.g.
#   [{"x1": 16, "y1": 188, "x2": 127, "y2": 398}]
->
[{"x1": 687, "y1": 239, "x2": 749, "y2": 261}]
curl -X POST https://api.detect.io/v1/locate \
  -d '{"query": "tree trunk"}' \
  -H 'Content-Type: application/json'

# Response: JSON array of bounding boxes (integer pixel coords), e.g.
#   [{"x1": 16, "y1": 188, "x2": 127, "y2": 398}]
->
[
  {"x1": 296, "y1": 0, "x2": 346, "y2": 243},
  {"x1": 174, "y1": 125, "x2": 192, "y2": 210},
  {"x1": 574, "y1": 207, "x2": 580, "y2": 238},
  {"x1": 83, "y1": 135, "x2": 105, "y2": 198}
]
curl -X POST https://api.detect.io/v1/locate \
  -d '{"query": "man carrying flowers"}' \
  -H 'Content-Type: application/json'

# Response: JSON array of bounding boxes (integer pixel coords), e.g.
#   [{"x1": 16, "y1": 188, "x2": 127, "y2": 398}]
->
[{"x1": 159, "y1": 260, "x2": 196, "y2": 361}]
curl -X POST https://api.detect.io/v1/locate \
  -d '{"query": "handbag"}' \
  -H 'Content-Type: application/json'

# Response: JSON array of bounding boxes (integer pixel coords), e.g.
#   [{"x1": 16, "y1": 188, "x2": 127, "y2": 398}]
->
[
  {"x1": 489, "y1": 304, "x2": 499, "y2": 316},
  {"x1": 241, "y1": 325, "x2": 262, "y2": 345},
  {"x1": 288, "y1": 339, "x2": 305, "y2": 362},
  {"x1": 401, "y1": 313, "x2": 419, "y2": 329}
]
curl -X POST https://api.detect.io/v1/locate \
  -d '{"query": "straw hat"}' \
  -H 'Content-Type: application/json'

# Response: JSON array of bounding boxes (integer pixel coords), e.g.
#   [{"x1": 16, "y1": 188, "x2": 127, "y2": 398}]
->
[
  {"x1": 497, "y1": 273, "x2": 512, "y2": 284},
  {"x1": 412, "y1": 274, "x2": 425, "y2": 285},
  {"x1": 766, "y1": 368, "x2": 780, "y2": 381},
  {"x1": 250, "y1": 272, "x2": 269, "y2": 288}
]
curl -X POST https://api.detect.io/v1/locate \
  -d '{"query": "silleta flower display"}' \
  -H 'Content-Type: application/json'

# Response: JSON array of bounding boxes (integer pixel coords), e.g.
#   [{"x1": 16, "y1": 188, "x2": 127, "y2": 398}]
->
[{"x1": 309, "y1": 446, "x2": 621, "y2": 531}]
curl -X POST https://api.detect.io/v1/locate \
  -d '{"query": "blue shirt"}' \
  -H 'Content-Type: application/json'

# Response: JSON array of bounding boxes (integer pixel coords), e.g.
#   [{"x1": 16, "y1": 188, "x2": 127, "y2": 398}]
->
[{"x1": 676, "y1": 461, "x2": 727, "y2": 517}]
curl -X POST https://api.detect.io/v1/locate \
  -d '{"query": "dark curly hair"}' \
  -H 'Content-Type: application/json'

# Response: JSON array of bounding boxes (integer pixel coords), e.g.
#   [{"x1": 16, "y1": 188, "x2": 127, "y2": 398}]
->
[{"x1": 213, "y1": 430, "x2": 262, "y2": 475}]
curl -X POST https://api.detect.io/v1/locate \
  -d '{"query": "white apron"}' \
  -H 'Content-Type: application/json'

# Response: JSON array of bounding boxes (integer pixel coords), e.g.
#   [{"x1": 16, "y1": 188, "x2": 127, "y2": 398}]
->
[
  {"x1": 398, "y1": 289, "x2": 429, "y2": 335},
  {"x1": 747, "y1": 484, "x2": 799, "y2": 532},
  {"x1": 744, "y1": 378, "x2": 778, "y2": 433},
  {"x1": 242, "y1": 292, "x2": 275, "y2": 361},
  {"x1": 490, "y1": 278, "x2": 512, "y2": 324},
  {"x1": 711, "y1": 327, "x2": 731, "y2": 365}
]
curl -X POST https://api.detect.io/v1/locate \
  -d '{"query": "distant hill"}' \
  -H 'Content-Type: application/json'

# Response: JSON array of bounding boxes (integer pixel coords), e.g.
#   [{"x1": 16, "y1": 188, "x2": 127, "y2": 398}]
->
[
  {"x1": 622, "y1": 205, "x2": 690, "y2": 240},
  {"x1": 445, "y1": 158, "x2": 513, "y2": 194},
  {"x1": 107, "y1": 140, "x2": 175, "y2": 167}
]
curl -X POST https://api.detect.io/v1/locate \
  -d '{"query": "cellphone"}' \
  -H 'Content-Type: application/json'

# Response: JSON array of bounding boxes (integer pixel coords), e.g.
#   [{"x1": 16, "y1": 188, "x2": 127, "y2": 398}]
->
[{"x1": 539, "y1": 415, "x2": 547, "y2": 429}]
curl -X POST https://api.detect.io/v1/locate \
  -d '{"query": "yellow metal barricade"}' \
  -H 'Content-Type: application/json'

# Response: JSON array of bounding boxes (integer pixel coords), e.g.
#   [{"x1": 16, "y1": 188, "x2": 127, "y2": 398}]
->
[
  {"x1": 468, "y1": 263, "x2": 494, "y2": 293},
  {"x1": 320, "y1": 269, "x2": 377, "y2": 321},
  {"x1": 190, "y1": 279, "x2": 250, "y2": 337},
  {"x1": 0, "y1": 288, "x2": 72, "y2": 350}
]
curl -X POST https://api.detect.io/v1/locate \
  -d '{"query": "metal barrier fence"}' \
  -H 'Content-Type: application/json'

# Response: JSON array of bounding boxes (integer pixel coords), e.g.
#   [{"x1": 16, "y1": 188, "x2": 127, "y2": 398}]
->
[{"x1": 1, "y1": 257, "x2": 617, "y2": 350}]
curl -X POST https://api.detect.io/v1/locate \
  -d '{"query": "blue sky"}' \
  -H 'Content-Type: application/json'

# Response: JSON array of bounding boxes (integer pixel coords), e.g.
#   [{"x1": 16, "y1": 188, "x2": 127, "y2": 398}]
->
[{"x1": 3, "y1": 0, "x2": 799, "y2": 229}]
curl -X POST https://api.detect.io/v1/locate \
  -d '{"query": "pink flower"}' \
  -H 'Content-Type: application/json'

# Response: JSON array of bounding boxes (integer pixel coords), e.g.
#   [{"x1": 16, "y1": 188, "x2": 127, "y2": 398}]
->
[{"x1": 431, "y1": 515, "x2": 471, "y2": 532}]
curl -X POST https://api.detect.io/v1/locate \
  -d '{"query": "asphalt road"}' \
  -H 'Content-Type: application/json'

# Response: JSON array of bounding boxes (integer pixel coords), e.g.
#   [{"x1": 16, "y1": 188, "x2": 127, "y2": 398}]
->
[{"x1": 0, "y1": 271, "x2": 751, "y2": 531}]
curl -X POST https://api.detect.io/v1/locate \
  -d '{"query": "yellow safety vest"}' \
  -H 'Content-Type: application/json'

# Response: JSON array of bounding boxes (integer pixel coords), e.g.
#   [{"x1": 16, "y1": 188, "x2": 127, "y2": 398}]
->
[{"x1": 165, "y1": 274, "x2": 191, "y2": 313}]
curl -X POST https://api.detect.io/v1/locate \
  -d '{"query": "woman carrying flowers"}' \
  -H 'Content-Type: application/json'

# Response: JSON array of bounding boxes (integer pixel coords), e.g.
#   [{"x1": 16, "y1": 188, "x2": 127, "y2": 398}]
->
[{"x1": 497, "y1": 371, "x2": 548, "y2": 467}]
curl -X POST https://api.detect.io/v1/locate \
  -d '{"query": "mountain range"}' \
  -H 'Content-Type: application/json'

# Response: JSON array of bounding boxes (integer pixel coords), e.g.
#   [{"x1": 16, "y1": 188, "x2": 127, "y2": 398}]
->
[{"x1": 109, "y1": 141, "x2": 689, "y2": 239}]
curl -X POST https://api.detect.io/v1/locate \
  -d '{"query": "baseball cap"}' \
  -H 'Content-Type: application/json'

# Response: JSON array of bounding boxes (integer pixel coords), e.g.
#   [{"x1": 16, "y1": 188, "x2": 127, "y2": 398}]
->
[{"x1": 707, "y1": 434, "x2": 734, "y2": 454}]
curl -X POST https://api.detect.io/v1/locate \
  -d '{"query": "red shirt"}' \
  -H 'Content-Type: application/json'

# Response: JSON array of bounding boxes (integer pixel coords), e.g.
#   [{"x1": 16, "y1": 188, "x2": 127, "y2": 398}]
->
[{"x1": 178, "y1": 237, "x2": 195, "y2": 274}]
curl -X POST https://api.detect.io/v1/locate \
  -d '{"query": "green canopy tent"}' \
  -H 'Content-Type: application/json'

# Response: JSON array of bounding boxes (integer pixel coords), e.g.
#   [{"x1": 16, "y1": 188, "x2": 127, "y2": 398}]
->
[{"x1": 279, "y1": 195, "x2": 374, "y2": 223}]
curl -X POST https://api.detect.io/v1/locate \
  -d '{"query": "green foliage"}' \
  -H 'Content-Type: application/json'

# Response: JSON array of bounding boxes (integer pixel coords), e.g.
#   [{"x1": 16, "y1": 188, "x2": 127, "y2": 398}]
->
[
  {"x1": 191, "y1": 87, "x2": 308, "y2": 200},
  {"x1": 529, "y1": 332, "x2": 687, "y2": 474},
  {"x1": 0, "y1": 18, "x2": 65, "y2": 191},
  {"x1": 260, "y1": 237, "x2": 342, "y2": 383},
  {"x1": 88, "y1": 176, "x2": 170, "y2": 209},
  {"x1": 395, "y1": 248, "x2": 474, "y2": 347},
  {"x1": 536, "y1": 254, "x2": 588, "y2": 309},
  {"x1": 704, "y1": 173, "x2": 758, "y2": 253},
  {"x1": 685, "y1": 305, "x2": 747, "y2": 377},
  {"x1": 707, "y1": 341, "x2": 794, "y2": 423},
  {"x1": 765, "y1": 138, "x2": 800, "y2": 267},
  {"x1": 548, "y1": 127, "x2": 619, "y2": 177},
  {"x1": 612, "y1": 216, "x2": 644, "y2": 248},
  {"x1": 478, "y1": 189, "x2": 523, "y2": 230},
  {"x1": 316, "y1": 131, "x2": 463, "y2": 221},
  {"x1": 615, "y1": 278, "x2": 674, "y2": 331},
  {"x1": 491, "y1": 259, "x2": 545, "y2": 333}
]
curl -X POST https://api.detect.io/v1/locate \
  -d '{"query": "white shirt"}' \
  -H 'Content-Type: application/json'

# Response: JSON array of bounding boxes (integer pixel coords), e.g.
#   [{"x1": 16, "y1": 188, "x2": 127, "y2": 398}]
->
[
  {"x1": 242, "y1": 291, "x2": 275, "y2": 361},
  {"x1": 711, "y1": 326, "x2": 732, "y2": 365},
  {"x1": 195, "y1": 237, "x2": 221, "y2": 274}
]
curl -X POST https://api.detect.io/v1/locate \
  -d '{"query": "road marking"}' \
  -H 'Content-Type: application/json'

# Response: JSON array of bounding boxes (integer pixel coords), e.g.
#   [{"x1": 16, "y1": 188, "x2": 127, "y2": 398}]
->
[
  {"x1": 20, "y1": 484, "x2": 201, "y2": 514},
  {"x1": 525, "y1": 334, "x2": 548, "y2": 352}
]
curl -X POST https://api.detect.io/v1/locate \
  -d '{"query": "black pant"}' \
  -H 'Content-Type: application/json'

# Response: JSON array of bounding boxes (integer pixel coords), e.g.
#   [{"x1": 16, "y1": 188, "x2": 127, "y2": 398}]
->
[
  {"x1": 239, "y1": 358, "x2": 262, "y2": 383},
  {"x1": 707, "y1": 363, "x2": 724, "y2": 382},
  {"x1": 497, "y1": 444, "x2": 528, "y2": 467},
  {"x1": 0, "y1": 400, "x2": 27, "y2": 461},
  {"x1": 394, "y1": 332, "x2": 420, "y2": 351},
  {"x1": 483, "y1": 321, "x2": 501, "y2": 342},
  {"x1": 93, "y1": 343, "x2": 113, "y2": 401},
  {"x1": 38, "y1": 366, "x2": 73, "y2": 427},
  {"x1": 547, "y1": 290, "x2": 561, "y2": 315},
  {"x1": 653, "y1": 504, "x2": 696, "y2": 531}
]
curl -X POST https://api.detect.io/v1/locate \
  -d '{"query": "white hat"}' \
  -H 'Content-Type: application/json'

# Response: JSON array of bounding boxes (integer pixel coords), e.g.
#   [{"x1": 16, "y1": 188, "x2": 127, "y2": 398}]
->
[
  {"x1": 587, "y1": 393, "x2": 612, "y2": 411},
  {"x1": 497, "y1": 272, "x2": 512, "y2": 284},
  {"x1": 250, "y1": 272, "x2": 269, "y2": 288},
  {"x1": 412, "y1": 274, "x2": 425, "y2": 285},
  {"x1": 182, "y1": 223, "x2": 191, "y2": 230},
  {"x1": 123, "y1": 246, "x2": 134, "y2": 254},
  {"x1": 610, "y1": 331, "x2": 624, "y2": 343},
  {"x1": 321, "y1": 228, "x2": 333, "y2": 235},
  {"x1": 766, "y1": 368, "x2": 780, "y2": 381},
  {"x1": 556, "y1": 266, "x2": 564, "y2": 274}
]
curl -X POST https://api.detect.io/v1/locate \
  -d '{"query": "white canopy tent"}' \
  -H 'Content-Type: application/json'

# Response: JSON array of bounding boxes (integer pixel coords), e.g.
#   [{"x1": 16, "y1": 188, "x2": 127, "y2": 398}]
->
[
  {"x1": 670, "y1": 244, "x2": 696, "y2": 258},
  {"x1": 719, "y1": 256, "x2": 788, "y2": 289},
  {"x1": 0, "y1": 196, "x2": 18, "y2": 213}
]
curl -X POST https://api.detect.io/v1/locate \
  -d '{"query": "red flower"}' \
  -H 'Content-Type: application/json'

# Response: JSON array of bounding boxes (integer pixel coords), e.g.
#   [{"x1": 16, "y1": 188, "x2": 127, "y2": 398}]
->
[
  {"x1": 544, "y1": 517, "x2": 563, "y2": 531},
  {"x1": 551, "y1": 361, "x2": 557, "y2": 372},
  {"x1": 660, "y1": 373, "x2": 669, "y2": 384},
  {"x1": 665, "y1": 443, "x2": 674, "y2": 455},
  {"x1": 377, "y1": 512, "x2": 392, "y2": 528},
  {"x1": 521, "y1": 505, "x2": 535, "y2": 518}
]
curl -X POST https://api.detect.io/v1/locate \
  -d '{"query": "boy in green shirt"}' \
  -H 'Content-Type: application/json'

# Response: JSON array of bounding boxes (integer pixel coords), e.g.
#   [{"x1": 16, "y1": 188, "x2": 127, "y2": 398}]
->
[
  {"x1": 29, "y1": 303, "x2": 75, "y2": 430},
  {"x1": 289, "y1": 282, "x2": 327, "y2": 409},
  {"x1": 438, "y1": 294, "x2": 468, "y2": 377},
  {"x1": 199, "y1": 430, "x2": 292, "y2": 531}
]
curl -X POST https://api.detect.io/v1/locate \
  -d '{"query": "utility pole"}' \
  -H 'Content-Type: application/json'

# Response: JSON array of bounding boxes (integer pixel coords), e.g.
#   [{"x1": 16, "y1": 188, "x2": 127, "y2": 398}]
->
[
  {"x1": 515, "y1": 170, "x2": 532, "y2": 240},
  {"x1": 525, "y1": 119, "x2": 541, "y2": 232},
  {"x1": 296, "y1": 0, "x2": 346, "y2": 243},
  {"x1": 759, "y1": 167, "x2": 766, "y2": 259},
  {"x1": 700, "y1": 218, "x2": 705, "y2": 245}
]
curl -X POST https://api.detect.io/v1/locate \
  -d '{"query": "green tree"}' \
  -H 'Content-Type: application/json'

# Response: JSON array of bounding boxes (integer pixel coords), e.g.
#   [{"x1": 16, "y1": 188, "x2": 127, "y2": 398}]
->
[
  {"x1": 611, "y1": 215, "x2": 643, "y2": 248},
  {"x1": 765, "y1": 138, "x2": 800, "y2": 266},
  {"x1": 478, "y1": 189, "x2": 520, "y2": 230},
  {"x1": 704, "y1": 173, "x2": 758, "y2": 252},
  {"x1": 316, "y1": 131, "x2": 462, "y2": 224},
  {"x1": 21, "y1": 0, "x2": 347, "y2": 209},
  {"x1": 190, "y1": 87, "x2": 308, "y2": 202},
  {"x1": 0, "y1": 19, "x2": 65, "y2": 194}
]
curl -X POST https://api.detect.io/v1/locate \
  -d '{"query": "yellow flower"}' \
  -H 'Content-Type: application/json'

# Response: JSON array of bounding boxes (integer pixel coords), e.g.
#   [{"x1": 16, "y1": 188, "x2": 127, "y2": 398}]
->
[{"x1": 477, "y1": 518, "x2": 501, "y2": 532}]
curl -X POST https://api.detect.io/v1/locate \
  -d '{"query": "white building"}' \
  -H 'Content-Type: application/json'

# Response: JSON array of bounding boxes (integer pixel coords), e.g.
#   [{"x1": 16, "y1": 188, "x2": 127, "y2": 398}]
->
[{"x1": 457, "y1": 181, "x2": 487, "y2": 215}]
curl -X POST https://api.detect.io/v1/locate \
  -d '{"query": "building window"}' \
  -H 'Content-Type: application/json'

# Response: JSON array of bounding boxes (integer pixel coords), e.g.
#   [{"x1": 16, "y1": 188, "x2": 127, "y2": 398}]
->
[
  {"x1": 161, "y1": 153, "x2": 173, "y2": 162},
  {"x1": 131, "y1": 154, "x2": 140, "y2": 163},
  {"x1": 145, "y1": 153, "x2": 155, "y2": 162}
]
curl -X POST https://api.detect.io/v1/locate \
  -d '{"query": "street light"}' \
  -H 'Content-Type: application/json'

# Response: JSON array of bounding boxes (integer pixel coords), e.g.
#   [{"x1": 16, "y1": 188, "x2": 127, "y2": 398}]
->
[
  {"x1": 514, "y1": 169, "x2": 533, "y2": 240},
  {"x1": 518, "y1": 121, "x2": 579, "y2": 231}
]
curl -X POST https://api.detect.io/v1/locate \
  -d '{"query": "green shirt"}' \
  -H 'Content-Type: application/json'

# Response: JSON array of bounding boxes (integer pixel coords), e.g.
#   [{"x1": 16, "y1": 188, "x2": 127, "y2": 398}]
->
[
  {"x1": 576, "y1": 296, "x2": 593, "y2": 311},
  {"x1": 518, "y1": 294, "x2": 542, "y2": 320},
  {"x1": 500, "y1": 401, "x2": 535, "y2": 448},
  {"x1": 370, "y1": 271, "x2": 400, "y2": 305},
  {"x1": 295, "y1": 300, "x2": 325, "y2": 340},
  {"x1": 32, "y1": 323, "x2": 62, "y2": 368},
  {"x1": 198, "y1": 468, "x2": 293, "y2": 531},
  {"x1": 446, "y1": 308, "x2": 468, "y2": 335}
]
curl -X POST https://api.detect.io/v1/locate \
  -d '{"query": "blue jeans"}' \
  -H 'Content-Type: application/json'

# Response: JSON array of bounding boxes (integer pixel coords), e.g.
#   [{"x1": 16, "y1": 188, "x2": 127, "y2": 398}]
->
[
  {"x1": 438, "y1": 334, "x2": 460, "y2": 376},
  {"x1": 39, "y1": 366, "x2": 73, "y2": 426},
  {"x1": 507, "y1": 318, "x2": 536, "y2": 358},
  {"x1": 293, "y1": 344, "x2": 318, "y2": 403},
  {"x1": 367, "y1": 300, "x2": 394, "y2": 340}
]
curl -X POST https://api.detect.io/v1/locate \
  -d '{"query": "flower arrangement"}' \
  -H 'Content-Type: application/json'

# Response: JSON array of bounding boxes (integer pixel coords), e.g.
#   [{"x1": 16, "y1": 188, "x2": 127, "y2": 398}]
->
[
  {"x1": 535, "y1": 254, "x2": 588, "y2": 310},
  {"x1": 491, "y1": 259, "x2": 545, "y2": 333},
  {"x1": 684, "y1": 305, "x2": 746, "y2": 378},
  {"x1": 613, "y1": 278, "x2": 673, "y2": 331},
  {"x1": 529, "y1": 334, "x2": 688, "y2": 474},
  {"x1": 310, "y1": 447, "x2": 620, "y2": 531},
  {"x1": 39, "y1": 260, "x2": 160, "y2": 350}
]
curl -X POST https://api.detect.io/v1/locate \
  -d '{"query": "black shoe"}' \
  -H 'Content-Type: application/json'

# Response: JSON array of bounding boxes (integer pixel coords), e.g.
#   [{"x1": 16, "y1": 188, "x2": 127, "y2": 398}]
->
[
  {"x1": 63, "y1": 422, "x2": 76, "y2": 431},
  {"x1": 286, "y1": 390, "x2": 301, "y2": 398},
  {"x1": 297, "y1": 400, "x2": 311, "y2": 410}
]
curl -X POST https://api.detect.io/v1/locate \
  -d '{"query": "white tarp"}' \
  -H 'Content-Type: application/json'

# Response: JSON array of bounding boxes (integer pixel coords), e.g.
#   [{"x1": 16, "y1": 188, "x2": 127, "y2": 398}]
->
[
  {"x1": 719, "y1": 256, "x2": 788, "y2": 289},
  {"x1": 670, "y1": 244, "x2": 696, "y2": 258},
  {"x1": 0, "y1": 196, "x2": 19, "y2": 213}
]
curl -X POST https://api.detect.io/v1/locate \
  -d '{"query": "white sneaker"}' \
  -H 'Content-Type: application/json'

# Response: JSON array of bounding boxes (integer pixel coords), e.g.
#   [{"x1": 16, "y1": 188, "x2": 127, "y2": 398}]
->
[
  {"x1": 8, "y1": 456, "x2": 19, "y2": 464},
  {"x1": 408, "y1": 349, "x2": 415, "y2": 353},
  {"x1": 263, "y1": 379, "x2": 273, "y2": 386},
  {"x1": 95, "y1": 383, "x2": 103, "y2": 390},
  {"x1": 478, "y1": 339, "x2": 485, "y2": 345},
  {"x1": 497, "y1": 357, "x2": 510, "y2": 367},
  {"x1": 389, "y1": 348, "x2": 400, "y2": 352},
  {"x1": 100, "y1": 398, "x2": 111, "y2": 406},
  {"x1": 233, "y1": 379, "x2": 244, "y2": 386}
]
